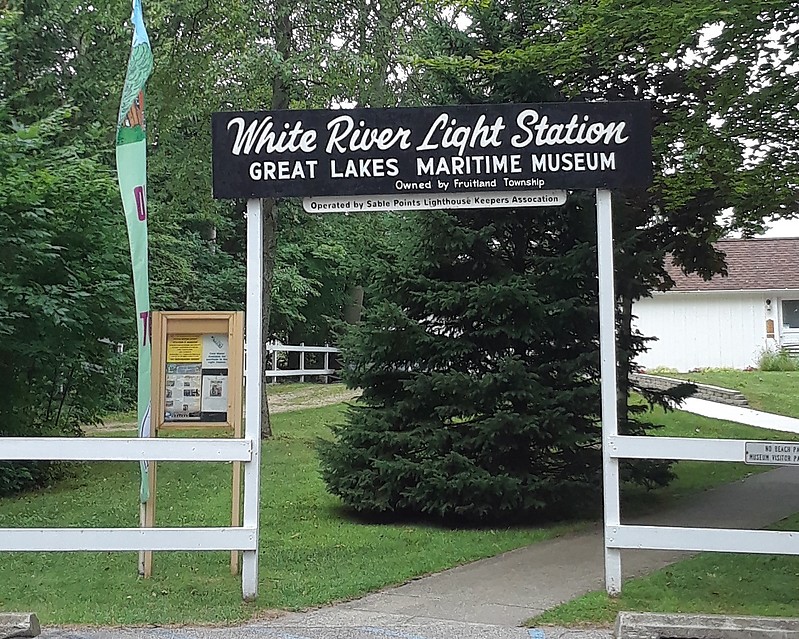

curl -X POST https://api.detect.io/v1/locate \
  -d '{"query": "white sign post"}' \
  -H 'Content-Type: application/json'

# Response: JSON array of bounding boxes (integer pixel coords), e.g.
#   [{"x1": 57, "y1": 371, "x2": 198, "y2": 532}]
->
[
  {"x1": 242, "y1": 197, "x2": 264, "y2": 600},
  {"x1": 596, "y1": 188, "x2": 622, "y2": 594},
  {"x1": 212, "y1": 101, "x2": 655, "y2": 600}
]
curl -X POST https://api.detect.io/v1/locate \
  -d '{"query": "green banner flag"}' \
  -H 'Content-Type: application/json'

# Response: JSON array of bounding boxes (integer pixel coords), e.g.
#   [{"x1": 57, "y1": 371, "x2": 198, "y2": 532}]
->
[{"x1": 116, "y1": 0, "x2": 154, "y2": 503}]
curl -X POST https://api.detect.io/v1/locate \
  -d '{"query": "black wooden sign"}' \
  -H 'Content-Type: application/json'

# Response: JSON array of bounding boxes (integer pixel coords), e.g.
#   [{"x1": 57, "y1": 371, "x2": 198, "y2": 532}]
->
[{"x1": 211, "y1": 102, "x2": 651, "y2": 199}]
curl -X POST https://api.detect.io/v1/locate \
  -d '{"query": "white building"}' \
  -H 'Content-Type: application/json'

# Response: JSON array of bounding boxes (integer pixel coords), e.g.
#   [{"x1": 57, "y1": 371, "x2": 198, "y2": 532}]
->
[{"x1": 633, "y1": 238, "x2": 799, "y2": 371}]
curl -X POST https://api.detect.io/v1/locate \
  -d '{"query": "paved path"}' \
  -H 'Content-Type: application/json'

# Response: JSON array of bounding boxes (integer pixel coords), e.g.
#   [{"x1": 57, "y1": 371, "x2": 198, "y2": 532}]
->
[
  {"x1": 43, "y1": 398, "x2": 799, "y2": 639},
  {"x1": 330, "y1": 467, "x2": 799, "y2": 626},
  {"x1": 680, "y1": 397, "x2": 799, "y2": 434}
]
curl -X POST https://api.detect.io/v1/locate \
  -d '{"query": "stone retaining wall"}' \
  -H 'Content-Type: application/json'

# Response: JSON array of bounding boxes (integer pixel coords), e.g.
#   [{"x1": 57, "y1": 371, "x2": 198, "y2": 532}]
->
[{"x1": 631, "y1": 373, "x2": 749, "y2": 406}]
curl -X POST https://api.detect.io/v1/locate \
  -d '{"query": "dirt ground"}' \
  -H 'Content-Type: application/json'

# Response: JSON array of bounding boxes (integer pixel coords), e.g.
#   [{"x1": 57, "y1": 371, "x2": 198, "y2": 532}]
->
[
  {"x1": 267, "y1": 384, "x2": 361, "y2": 413},
  {"x1": 91, "y1": 383, "x2": 360, "y2": 432}
]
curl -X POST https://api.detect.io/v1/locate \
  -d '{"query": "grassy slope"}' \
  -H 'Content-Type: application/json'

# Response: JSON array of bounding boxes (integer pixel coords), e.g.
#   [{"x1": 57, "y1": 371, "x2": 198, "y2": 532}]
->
[
  {"x1": 102, "y1": 383, "x2": 353, "y2": 424},
  {"x1": 663, "y1": 370, "x2": 799, "y2": 417}
]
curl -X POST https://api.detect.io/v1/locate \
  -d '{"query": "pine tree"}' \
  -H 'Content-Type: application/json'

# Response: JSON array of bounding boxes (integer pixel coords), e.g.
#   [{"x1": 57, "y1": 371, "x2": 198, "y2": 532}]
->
[
  {"x1": 318, "y1": 0, "x2": 682, "y2": 522},
  {"x1": 319, "y1": 197, "x2": 667, "y2": 521}
]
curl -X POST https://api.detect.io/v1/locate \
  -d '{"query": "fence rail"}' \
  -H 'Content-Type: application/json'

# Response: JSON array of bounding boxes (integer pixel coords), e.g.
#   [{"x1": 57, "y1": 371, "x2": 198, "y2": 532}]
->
[
  {"x1": 606, "y1": 434, "x2": 799, "y2": 562},
  {"x1": 264, "y1": 342, "x2": 340, "y2": 383},
  {"x1": 0, "y1": 527, "x2": 257, "y2": 552},
  {"x1": 0, "y1": 437, "x2": 255, "y2": 554},
  {"x1": 2, "y1": 437, "x2": 252, "y2": 461}
]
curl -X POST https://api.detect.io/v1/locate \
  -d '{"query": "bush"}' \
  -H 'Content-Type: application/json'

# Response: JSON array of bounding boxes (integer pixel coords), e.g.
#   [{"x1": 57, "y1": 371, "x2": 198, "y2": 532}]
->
[
  {"x1": 0, "y1": 462, "x2": 69, "y2": 497},
  {"x1": 758, "y1": 348, "x2": 799, "y2": 372}
]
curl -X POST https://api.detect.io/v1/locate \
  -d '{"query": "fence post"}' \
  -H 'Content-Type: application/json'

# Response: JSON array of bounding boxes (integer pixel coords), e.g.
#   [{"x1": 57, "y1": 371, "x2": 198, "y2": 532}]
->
[
  {"x1": 299, "y1": 342, "x2": 306, "y2": 383},
  {"x1": 271, "y1": 342, "x2": 278, "y2": 384},
  {"x1": 324, "y1": 344, "x2": 330, "y2": 384}
]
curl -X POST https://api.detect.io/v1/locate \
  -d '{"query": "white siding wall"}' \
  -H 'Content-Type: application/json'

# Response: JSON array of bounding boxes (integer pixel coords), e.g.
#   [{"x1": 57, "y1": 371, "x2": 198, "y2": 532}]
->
[{"x1": 633, "y1": 292, "x2": 770, "y2": 372}]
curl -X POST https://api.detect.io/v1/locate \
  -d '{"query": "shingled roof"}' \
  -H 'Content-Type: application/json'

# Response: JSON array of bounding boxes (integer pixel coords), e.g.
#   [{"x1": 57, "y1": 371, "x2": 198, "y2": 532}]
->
[{"x1": 666, "y1": 238, "x2": 799, "y2": 292}]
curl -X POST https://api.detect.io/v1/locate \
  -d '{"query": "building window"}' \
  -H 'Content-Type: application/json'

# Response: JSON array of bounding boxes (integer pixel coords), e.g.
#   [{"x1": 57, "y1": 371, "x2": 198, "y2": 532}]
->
[{"x1": 782, "y1": 300, "x2": 799, "y2": 329}]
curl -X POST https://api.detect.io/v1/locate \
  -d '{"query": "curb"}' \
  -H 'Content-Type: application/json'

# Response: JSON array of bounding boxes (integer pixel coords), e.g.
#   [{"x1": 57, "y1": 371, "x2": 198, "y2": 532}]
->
[
  {"x1": 0, "y1": 613, "x2": 40, "y2": 639},
  {"x1": 615, "y1": 611, "x2": 799, "y2": 638}
]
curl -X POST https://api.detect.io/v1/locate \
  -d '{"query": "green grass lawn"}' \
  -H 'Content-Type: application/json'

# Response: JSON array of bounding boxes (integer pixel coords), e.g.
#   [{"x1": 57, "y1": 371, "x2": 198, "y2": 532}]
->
[
  {"x1": 3, "y1": 396, "x2": 795, "y2": 626},
  {"x1": 0, "y1": 404, "x2": 577, "y2": 625},
  {"x1": 660, "y1": 370, "x2": 799, "y2": 418}
]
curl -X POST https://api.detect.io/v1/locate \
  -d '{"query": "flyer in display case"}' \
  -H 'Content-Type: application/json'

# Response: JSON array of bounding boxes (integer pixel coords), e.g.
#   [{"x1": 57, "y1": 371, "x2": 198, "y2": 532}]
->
[
  {"x1": 164, "y1": 333, "x2": 230, "y2": 422},
  {"x1": 145, "y1": 311, "x2": 245, "y2": 578},
  {"x1": 151, "y1": 311, "x2": 243, "y2": 431}
]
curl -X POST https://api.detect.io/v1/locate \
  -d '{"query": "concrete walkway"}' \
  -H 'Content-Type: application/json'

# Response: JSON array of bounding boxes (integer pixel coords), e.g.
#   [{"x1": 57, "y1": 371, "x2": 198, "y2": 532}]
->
[
  {"x1": 330, "y1": 467, "x2": 799, "y2": 626},
  {"x1": 42, "y1": 399, "x2": 799, "y2": 639},
  {"x1": 680, "y1": 397, "x2": 799, "y2": 434}
]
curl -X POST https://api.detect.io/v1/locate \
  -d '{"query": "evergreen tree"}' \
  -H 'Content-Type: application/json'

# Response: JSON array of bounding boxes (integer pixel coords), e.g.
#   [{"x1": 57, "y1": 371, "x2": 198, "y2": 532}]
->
[
  {"x1": 319, "y1": 2, "x2": 675, "y2": 521},
  {"x1": 320, "y1": 200, "x2": 621, "y2": 521}
]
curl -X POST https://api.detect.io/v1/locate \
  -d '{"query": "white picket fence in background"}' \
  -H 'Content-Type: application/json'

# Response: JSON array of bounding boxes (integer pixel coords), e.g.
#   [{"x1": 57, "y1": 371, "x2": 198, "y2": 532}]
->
[{"x1": 265, "y1": 342, "x2": 340, "y2": 383}]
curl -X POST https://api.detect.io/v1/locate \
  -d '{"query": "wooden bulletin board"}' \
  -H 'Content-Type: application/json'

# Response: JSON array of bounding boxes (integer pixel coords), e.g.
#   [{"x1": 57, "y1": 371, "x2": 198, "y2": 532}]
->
[
  {"x1": 145, "y1": 311, "x2": 245, "y2": 577},
  {"x1": 151, "y1": 311, "x2": 244, "y2": 433}
]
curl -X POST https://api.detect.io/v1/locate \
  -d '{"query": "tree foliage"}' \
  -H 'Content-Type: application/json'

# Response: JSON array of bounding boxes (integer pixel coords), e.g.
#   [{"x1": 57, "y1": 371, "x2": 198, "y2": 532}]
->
[
  {"x1": 4, "y1": 0, "x2": 403, "y2": 340},
  {"x1": 321, "y1": 0, "x2": 798, "y2": 521},
  {"x1": 413, "y1": 0, "x2": 797, "y2": 434},
  {"x1": 0, "y1": 102, "x2": 131, "y2": 494},
  {"x1": 3, "y1": 0, "x2": 795, "y2": 505},
  {"x1": 1, "y1": 0, "x2": 426, "y2": 463}
]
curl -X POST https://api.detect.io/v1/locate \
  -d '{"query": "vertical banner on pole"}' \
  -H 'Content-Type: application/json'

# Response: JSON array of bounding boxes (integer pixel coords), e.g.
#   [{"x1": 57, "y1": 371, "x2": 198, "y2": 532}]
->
[
  {"x1": 596, "y1": 189, "x2": 622, "y2": 594},
  {"x1": 116, "y1": 0, "x2": 154, "y2": 575}
]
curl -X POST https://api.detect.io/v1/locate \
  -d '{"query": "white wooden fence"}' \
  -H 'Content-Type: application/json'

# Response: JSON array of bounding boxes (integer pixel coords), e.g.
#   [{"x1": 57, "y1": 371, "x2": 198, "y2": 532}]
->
[
  {"x1": 0, "y1": 437, "x2": 256, "y2": 553},
  {"x1": 606, "y1": 435, "x2": 799, "y2": 558},
  {"x1": 264, "y1": 342, "x2": 340, "y2": 382},
  {"x1": 0, "y1": 342, "x2": 339, "y2": 560}
]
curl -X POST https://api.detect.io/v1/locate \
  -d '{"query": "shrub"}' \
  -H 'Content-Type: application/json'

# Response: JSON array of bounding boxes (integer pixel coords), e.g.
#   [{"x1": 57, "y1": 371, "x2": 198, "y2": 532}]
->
[
  {"x1": 758, "y1": 348, "x2": 799, "y2": 372},
  {"x1": 0, "y1": 109, "x2": 130, "y2": 495}
]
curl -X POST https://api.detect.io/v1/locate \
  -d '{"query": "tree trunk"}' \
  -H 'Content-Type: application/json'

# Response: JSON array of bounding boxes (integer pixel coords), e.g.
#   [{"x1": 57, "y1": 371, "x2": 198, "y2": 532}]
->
[
  {"x1": 260, "y1": 198, "x2": 278, "y2": 439},
  {"x1": 342, "y1": 285, "x2": 364, "y2": 325},
  {"x1": 259, "y1": 0, "x2": 292, "y2": 439}
]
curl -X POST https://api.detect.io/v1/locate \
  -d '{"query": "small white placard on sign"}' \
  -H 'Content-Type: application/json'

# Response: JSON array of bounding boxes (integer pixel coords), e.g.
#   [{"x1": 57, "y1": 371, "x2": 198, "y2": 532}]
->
[
  {"x1": 303, "y1": 190, "x2": 568, "y2": 213},
  {"x1": 744, "y1": 441, "x2": 799, "y2": 465}
]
